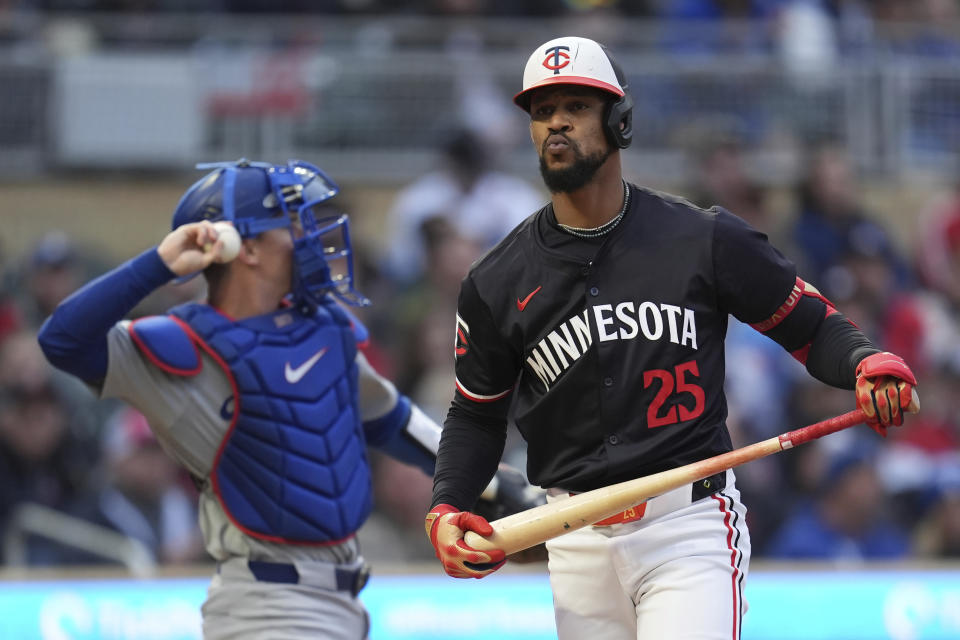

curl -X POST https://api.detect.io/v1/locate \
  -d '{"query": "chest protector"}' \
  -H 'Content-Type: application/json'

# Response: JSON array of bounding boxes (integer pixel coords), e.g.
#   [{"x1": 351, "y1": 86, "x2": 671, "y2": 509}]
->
[{"x1": 139, "y1": 301, "x2": 372, "y2": 544}]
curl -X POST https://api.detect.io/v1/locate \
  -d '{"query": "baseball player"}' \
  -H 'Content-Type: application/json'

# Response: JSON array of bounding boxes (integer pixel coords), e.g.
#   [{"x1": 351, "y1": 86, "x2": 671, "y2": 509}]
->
[
  {"x1": 37, "y1": 159, "x2": 543, "y2": 640},
  {"x1": 425, "y1": 37, "x2": 919, "y2": 639}
]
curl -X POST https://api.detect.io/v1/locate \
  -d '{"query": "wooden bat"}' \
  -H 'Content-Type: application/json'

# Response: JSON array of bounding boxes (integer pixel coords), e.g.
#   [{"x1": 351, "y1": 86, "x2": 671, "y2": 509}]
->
[{"x1": 464, "y1": 408, "x2": 869, "y2": 555}]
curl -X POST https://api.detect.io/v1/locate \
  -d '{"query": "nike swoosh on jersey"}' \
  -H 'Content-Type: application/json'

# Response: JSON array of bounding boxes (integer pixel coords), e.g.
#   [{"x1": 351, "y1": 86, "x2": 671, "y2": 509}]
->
[
  {"x1": 517, "y1": 285, "x2": 543, "y2": 311},
  {"x1": 284, "y1": 347, "x2": 329, "y2": 384}
]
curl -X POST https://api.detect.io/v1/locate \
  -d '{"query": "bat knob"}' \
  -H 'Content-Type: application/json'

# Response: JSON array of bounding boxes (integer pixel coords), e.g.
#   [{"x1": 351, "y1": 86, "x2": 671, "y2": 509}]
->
[{"x1": 907, "y1": 387, "x2": 920, "y2": 414}]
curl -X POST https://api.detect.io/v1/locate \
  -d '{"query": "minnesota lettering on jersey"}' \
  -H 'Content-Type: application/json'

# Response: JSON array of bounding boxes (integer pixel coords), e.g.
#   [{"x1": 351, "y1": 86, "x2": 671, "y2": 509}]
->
[{"x1": 527, "y1": 301, "x2": 698, "y2": 391}]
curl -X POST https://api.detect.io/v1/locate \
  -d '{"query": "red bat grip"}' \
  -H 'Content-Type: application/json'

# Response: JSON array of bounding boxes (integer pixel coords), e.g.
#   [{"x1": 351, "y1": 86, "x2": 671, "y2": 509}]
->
[{"x1": 777, "y1": 409, "x2": 866, "y2": 449}]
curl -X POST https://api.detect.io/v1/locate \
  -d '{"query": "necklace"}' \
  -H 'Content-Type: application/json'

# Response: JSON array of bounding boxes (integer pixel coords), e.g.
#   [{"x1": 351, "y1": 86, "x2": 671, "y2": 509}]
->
[{"x1": 558, "y1": 180, "x2": 630, "y2": 239}]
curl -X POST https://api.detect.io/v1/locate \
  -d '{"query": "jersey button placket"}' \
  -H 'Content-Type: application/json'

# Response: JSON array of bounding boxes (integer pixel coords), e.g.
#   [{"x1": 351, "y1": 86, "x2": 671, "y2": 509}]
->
[
  {"x1": 589, "y1": 286, "x2": 599, "y2": 297},
  {"x1": 602, "y1": 377, "x2": 616, "y2": 448}
]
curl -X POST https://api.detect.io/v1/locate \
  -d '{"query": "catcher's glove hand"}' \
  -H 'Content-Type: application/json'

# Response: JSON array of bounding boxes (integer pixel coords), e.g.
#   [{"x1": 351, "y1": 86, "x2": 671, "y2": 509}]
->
[{"x1": 473, "y1": 463, "x2": 548, "y2": 564}]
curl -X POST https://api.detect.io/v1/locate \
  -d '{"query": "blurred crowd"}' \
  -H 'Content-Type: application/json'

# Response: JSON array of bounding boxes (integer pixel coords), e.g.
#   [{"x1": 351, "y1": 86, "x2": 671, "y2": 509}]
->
[
  {"x1": 6, "y1": 0, "x2": 960, "y2": 64},
  {"x1": 4, "y1": 119, "x2": 960, "y2": 572},
  {"x1": 0, "y1": 234, "x2": 207, "y2": 568},
  {"x1": 9, "y1": 0, "x2": 960, "y2": 60},
  {"x1": 0, "y1": 1, "x2": 959, "y2": 574},
  {"x1": 5, "y1": 0, "x2": 956, "y2": 25},
  {"x1": 688, "y1": 133, "x2": 960, "y2": 561}
]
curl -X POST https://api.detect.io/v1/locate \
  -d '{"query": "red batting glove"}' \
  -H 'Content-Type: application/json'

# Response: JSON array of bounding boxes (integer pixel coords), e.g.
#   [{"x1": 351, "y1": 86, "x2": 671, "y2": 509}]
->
[
  {"x1": 424, "y1": 504, "x2": 506, "y2": 579},
  {"x1": 855, "y1": 351, "x2": 920, "y2": 437}
]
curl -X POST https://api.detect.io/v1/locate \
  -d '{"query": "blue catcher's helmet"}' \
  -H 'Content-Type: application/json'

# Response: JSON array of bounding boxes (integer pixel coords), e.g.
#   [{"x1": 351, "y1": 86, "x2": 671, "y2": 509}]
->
[{"x1": 171, "y1": 159, "x2": 369, "y2": 308}]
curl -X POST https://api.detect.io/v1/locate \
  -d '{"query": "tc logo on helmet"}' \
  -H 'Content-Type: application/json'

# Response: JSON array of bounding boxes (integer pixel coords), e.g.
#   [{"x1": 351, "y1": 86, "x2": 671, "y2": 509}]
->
[{"x1": 542, "y1": 45, "x2": 570, "y2": 74}]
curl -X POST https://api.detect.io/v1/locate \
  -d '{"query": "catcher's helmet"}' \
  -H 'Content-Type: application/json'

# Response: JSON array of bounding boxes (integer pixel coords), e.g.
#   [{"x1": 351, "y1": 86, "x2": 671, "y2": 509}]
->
[
  {"x1": 514, "y1": 36, "x2": 633, "y2": 149},
  {"x1": 171, "y1": 159, "x2": 368, "y2": 308}
]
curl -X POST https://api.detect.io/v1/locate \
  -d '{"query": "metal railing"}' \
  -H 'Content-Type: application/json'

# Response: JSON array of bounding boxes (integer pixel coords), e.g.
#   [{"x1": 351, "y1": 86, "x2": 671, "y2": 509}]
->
[
  {"x1": 0, "y1": 14, "x2": 958, "y2": 182},
  {"x1": 3, "y1": 503, "x2": 156, "y2": 577}
]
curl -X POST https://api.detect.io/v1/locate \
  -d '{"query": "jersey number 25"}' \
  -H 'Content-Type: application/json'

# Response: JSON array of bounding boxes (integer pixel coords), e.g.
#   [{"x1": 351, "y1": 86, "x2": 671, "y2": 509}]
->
[{"x1": 642, "y1": 359, "x2": 705, "y2": 428}]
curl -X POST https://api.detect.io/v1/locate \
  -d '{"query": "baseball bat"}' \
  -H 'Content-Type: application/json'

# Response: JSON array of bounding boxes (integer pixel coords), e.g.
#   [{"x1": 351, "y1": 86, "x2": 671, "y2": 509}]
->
[{"x1": 464, "y1": 408, "x2": 869, "y2": 555}]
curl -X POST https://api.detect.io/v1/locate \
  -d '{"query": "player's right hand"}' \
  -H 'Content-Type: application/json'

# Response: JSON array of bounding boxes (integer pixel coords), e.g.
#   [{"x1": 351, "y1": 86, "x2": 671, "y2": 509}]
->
[
  {"x1": 425, "y1": 504, "x2": 506, "y2": 579},
  {"x1": 855, "y1": 351, "x2": 919, "y2": 437},
  {"x1": 157, "y1": 221, "x2": 227, "y2": 277}
]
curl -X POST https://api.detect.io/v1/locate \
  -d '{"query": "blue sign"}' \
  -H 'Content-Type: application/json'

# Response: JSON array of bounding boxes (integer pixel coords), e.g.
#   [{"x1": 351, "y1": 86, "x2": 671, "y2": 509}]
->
[
  {"x1": 365, "y1": 574, "x2": 556, "y2": 639},
  {"x1": 0, "y1": 568, "x2": 957, "y2": 639},
  {"x1": 744, "y1": 571, "x2": 960, "y2": 640},
  {"x1": 0, "y1": 578, "x2": 204, "y2": 640}
]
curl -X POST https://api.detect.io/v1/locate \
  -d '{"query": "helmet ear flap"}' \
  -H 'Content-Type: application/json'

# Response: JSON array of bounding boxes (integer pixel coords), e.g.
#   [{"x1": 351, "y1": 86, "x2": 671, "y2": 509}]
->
[
  {"x1": 599, "y1": 43, "x2": 633, "y2": 149},
  {"x1": 604, "y1": 93, "x2": 634, "y2": 149}
]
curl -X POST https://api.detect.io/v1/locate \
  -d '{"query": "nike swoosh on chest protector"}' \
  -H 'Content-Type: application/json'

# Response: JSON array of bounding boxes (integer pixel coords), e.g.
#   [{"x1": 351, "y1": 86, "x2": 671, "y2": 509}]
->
[{"x1": 284, "y1": 347, "x2": 329, "y2": 383}]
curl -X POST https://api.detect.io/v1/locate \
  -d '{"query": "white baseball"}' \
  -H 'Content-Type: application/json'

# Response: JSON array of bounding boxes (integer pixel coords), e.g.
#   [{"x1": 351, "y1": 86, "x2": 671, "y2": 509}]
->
[{"x1": 212, "y1": 221, "x2": 242, "y2": 263}]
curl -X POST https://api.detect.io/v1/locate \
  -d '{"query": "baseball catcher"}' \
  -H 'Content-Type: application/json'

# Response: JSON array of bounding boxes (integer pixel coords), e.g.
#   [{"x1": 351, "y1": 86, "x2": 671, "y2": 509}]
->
[{"x1": 38, "y1": 159, "x2": 543, "y2": 639}]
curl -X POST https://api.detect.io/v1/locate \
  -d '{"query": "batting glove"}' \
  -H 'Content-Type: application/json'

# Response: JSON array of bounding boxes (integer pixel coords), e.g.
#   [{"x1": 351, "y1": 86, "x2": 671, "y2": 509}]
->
[
  {"x1": 855, "y1": 351, "x2": 919, "y2": 437},
  {"x1": 425, "y1": 504, "x2": 506, "y2": 579}
]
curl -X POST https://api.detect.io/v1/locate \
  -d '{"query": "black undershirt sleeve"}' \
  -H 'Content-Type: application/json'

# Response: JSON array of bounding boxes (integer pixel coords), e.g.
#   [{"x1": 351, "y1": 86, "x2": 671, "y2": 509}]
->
[
  {"x1": 431, "y1": 394, "x2": 510, "y2": 511},
  {"x1": 750, "y1": 292, "x2": 878, "y2": 389},
  {"x1": 803, "y1": 312, "x2": 879, "y2": 389},
  {"x1": 762, "y1": 294, "x2": 825, "y2": 351}
]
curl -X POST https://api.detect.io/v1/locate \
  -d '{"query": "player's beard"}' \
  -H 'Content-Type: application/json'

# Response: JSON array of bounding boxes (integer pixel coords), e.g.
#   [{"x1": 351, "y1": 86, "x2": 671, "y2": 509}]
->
[{"x1": 538, "y1": 137, "x2": 613, "y2": 193}]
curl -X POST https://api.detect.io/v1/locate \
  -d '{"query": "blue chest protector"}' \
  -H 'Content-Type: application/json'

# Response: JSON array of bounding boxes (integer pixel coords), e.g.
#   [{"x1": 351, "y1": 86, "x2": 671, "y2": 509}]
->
[{"x1": 132, "y1": 301, "x2": 372, "y2": 544}]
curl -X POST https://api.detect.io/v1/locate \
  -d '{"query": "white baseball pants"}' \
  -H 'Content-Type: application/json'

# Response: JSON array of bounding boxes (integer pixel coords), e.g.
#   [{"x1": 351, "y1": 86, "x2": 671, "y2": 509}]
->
[{"x1": 545, "y1": 469, "x2": 750, "y2": 640}]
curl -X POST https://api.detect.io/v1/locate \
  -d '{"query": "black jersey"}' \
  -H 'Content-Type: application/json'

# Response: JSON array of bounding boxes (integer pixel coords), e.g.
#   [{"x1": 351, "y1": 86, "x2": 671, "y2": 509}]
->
[{"x1": 450, "y1": 183, "x2": 797, "y2": 492}]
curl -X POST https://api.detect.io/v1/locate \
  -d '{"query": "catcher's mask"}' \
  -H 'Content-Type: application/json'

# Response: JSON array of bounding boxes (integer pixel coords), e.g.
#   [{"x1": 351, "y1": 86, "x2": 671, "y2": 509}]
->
[
  {"x1": 514, "y1": 36, "x2": 633, "y2": 150},
  {"x1": 171, "y1": 159, "x2": 369, "y2": 308}
]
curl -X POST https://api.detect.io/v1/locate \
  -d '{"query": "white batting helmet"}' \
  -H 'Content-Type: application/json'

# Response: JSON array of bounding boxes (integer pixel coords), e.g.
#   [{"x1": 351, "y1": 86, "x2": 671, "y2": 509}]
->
[{"x1": 514, "y1": 36, "x2": 634, "y2": 149}]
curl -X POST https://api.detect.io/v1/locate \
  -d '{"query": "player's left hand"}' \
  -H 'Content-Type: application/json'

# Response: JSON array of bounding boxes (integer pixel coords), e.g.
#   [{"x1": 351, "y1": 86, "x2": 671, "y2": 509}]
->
[
  {"x1": 855, "y1": 351, "x2": 919, "y2": 437},
  {"x1": 425, "y1": 504, "x2": 506, "y2": 579}
]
